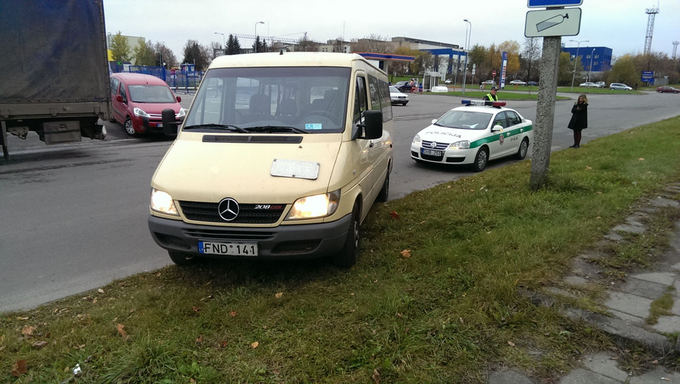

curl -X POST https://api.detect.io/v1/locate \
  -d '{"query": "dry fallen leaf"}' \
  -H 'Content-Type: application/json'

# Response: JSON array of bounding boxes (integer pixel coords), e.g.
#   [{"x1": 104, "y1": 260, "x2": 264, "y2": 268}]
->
[
  {"x1": 400, "y1": 249, "x2": 412, "y2": 259},
  {"x1": 16, "y1": 316, "x2": 29, "y2": 321},
  {"x1": 21, "y1": 325, "x2": 36, "y2": 337},
  {"x1": 195, "y1": 335, "x2": 203, "y2": 344},
  {"x1": 275, "y1": 292, "x2": 283, "y2": 299},
  {"x1": 32, "y1": 341, "x2": 48, "y2": 349},
  {"x1": 507, "y1": 341, "x2": 516, "y2": 347},
  {"x1": 229, "y1": 311, "x2": 237, "y2": 317},
  {"x1": 11, "y1": 360, "x2": 28, "y2": 377},
  {"x1": 251, "y1": 341, "x2": 259, "y2": 349},
  {"x1": 192, "y1": 306, "x2": 201, "y2": 313},
  {"x1": 638, "y1": 157, "x2": 645, "y2": 161},
  {"x1": 372, "y1": 368, "x2": 381, "y2": 384},
  {"x1": 98, "y1": 288, "x2": 105, "y2": 294},
  {"x1": 585, "y1": 166, "x2": 592, "y2": 170},
  {"x1": 116, "y1": 323, "x2": 129, "y2": 340},
  {"x1": 220, "y1": 340, "x2": 228, "y2": 348},
  {"x1": 389, "y1": 210, "x2": 400, "y2": 219}
]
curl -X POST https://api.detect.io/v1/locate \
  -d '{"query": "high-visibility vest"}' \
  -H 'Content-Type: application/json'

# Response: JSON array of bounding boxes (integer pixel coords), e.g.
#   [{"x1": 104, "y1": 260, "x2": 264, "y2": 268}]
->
[{"x1": 485, "y1": 93, "x2": 498, "y2": 101}]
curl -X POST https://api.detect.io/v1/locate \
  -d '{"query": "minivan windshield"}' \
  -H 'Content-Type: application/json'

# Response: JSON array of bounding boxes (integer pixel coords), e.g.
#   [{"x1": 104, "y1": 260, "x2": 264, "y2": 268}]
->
[
  {"x1": 128, "y1": 85, "x2": 176, "y2": 103},
  {"x1": 184, "y1": 67, "x2": 351, "y2": 133}
]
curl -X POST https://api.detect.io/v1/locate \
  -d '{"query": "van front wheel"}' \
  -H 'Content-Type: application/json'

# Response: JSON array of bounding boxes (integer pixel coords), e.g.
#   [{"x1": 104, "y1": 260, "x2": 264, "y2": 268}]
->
[{"x1": 332, "y1": 203, "x2": 360, "y2": 268}]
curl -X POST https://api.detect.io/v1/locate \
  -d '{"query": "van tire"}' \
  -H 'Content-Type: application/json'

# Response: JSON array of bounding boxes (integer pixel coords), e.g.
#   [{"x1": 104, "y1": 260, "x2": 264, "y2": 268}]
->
[
  {"x1": 123, "y1": 117, "x2": 137, "y2": 137},
  {"x1": 376, "y1": 172, "x2": 389, "y2": 202},
  {"x1": 332, "y1": 203, "x2": 360, "y2": 268},
  {"x1": 168, "y1": 251, "x2": 196, "y2": 266}
]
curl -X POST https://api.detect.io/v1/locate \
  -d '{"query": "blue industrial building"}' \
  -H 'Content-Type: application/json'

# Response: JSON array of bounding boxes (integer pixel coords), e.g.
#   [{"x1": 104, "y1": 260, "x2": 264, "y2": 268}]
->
[{"x1": 561, "y1": 46, "x2": 612, "y2": 73}]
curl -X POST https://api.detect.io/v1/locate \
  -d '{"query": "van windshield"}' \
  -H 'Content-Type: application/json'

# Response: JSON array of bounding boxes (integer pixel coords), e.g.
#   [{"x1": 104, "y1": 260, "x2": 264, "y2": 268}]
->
[{"x1": 184, "y1": 67, "x2": 351, "y2": 133}]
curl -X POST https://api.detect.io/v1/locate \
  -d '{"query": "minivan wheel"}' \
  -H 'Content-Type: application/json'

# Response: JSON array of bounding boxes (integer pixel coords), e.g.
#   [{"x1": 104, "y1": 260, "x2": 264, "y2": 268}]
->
[
  {"x1": 376, "y1": 172, "x2": 389, "y2": 202},
  {"x1": 516, "y1": 138, "x2": 529, "y2": 160},
  {"x1": 332, "y1": 203, "x2": 360, "y2": 268},
  {"x1": 168, "y1": 251, "x2": 196, "y2": 266},
  {"x1": 473, "y1": 146, "x2": 489, "y2": 172},
  {"x1": 123, "y1": 117, "x2": 137, "y2": 136}
]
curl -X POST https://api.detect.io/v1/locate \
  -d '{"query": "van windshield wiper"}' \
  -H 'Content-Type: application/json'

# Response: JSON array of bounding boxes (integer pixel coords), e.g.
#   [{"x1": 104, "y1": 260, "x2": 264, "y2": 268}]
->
[
  {"x1": 244, "y1": 125, "x2": 308, "y2": 134},
  {"x1": 183, "y1": 124, "x2": 248, "y2": 133}
]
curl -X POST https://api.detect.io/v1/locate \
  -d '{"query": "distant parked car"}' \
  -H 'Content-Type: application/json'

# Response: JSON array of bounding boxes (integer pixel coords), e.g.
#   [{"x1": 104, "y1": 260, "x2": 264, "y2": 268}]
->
[
  {"x1": 431, "y1": 85, "x2": 449, "y2": 93},
  {"x1": 656, "y1": 86, "x2": 680, "y2": 94},
  {"x1": 509, "y1": 80, "x2": 527, "y2": 86},
  {"x1": 444, "y1": 79, "x2": 452, "y2": 84},
  {"x1": 389, "y1": 86, "x2": 409, "y2": 105},
  {"x1": 481, "y1": 80, "x2": 495, "y2": 86},
  {"x1": 393, "y1": 80, "x2": 412, "y2": 92},
  {"x1": 609, "y1": 83, "x2": 633, "y2": 91},
  {"x1": 595, "y1": 81, "x2": 606, "y2": 88},
  {"x1": 579, "y1": 82, "x2": 598, "y2": 88},
  {"x1": 110, "y1": 73, "x2": 185, "y2": 137},
  {"x1": 527, "y1": 81, "x2": 538, "y2": 86}
]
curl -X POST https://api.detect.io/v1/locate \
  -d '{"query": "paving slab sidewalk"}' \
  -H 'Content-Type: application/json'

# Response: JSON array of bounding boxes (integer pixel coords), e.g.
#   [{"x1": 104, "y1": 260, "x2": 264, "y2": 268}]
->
[{"x1": 490, "y1": 183, "x2": 680, "y2": 383}]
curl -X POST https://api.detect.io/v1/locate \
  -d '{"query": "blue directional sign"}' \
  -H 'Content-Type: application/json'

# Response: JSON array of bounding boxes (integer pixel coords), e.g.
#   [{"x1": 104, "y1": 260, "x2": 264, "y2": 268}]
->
[{"x1": 528, "y1": 0, "x2": 582, "y2": 7}]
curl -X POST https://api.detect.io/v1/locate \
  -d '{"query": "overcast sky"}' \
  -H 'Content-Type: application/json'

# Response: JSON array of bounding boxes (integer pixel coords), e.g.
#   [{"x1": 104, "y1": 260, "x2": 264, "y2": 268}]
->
[{"x1": 104, "y1": 0, "x2": 679, "y2": 61}]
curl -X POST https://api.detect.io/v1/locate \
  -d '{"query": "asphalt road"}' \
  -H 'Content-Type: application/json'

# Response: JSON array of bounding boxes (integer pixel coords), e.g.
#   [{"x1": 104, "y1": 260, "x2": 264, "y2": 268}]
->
[{"x1": 1, "y1": 91, "x2": 679, "y2": 312}]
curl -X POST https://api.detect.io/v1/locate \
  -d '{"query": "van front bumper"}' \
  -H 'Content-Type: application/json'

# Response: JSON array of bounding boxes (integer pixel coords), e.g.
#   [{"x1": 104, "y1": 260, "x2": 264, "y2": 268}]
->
[{"x1": 148, "y1": 214, "x2": 352, "y2": 259}]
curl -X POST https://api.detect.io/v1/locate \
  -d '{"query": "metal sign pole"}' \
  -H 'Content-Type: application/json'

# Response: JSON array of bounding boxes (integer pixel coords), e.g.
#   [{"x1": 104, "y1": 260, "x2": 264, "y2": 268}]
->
[
  {"x1": 530, "y1": 35, "x2": 561, "y2": 190},
  {"x1": 1, "y1": 120, "x2": 9, "y2": 161}
]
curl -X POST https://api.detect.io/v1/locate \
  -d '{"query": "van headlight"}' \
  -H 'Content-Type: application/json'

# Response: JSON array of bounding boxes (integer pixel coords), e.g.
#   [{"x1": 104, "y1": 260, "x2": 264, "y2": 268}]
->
[
  {"x1": 134, "y1": 107, "x2": 150, "y2": 118},
  {"x1": 286, "y1": 190, "x2": 340, "y2": 220},
  {"x1": 176, "y1": 108, "x2": 187, "y2": 119},
  {"x1": 448, "y1": 140, "x2": 470, "y2": 150},
  {"x1": 150, "y1": 188, "x2": 179, "y2": 216}
]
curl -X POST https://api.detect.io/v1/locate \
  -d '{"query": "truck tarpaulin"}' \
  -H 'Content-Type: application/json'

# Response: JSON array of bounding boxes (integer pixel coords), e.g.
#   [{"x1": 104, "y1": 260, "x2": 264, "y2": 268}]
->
[{"x1": 0, "y1": 0, "x2": 109, "y2": 104}]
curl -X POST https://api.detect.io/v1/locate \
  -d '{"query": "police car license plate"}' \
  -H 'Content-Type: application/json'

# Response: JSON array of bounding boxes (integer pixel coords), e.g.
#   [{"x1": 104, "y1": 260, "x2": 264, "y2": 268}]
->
[
  {"x1": 422, "y1": 149, "x2": 443, "y2": 156},
  {"x1": 198, "y1": 241, "x2": 258, "y2": 256}
]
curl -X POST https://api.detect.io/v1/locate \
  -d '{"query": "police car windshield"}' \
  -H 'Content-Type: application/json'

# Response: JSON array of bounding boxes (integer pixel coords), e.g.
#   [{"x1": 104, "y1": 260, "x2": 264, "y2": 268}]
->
[
  {"x1": 435, "y1": 110, "x2": 493, "y2": 130},
  {"x1": 184, "y1": 67, "x2": 350, "y2": 134}
]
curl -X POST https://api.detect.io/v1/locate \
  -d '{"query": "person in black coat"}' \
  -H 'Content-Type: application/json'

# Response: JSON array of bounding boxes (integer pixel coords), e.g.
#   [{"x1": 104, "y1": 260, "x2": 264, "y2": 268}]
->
[{"x1": 568, "y1": 94, "x2": 588, "y2": 148}]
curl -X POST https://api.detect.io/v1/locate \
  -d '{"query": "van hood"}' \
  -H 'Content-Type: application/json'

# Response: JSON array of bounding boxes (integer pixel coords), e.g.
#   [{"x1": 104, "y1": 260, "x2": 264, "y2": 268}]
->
[{"x1": 152, "y1": 133, "x2": 342, "y2": 204}]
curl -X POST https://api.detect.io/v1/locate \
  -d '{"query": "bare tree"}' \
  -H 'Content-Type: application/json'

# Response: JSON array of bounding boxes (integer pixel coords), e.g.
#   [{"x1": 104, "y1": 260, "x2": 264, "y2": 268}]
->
[{"x1": 522, "y1": 38, "x2": 541, "y2": 80}]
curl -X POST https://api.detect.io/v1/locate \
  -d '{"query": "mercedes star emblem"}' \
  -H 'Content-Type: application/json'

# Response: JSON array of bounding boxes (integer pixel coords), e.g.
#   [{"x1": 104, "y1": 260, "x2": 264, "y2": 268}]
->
[{"x1": 217, "y1": 198, "x2": 239, "y2": 221}]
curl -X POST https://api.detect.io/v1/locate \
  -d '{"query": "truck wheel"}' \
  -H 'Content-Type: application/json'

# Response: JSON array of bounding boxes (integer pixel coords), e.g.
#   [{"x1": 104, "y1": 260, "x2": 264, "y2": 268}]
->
[
  {"x1": 168, "y1": 251, "x2": 196, "y2": 266},
  {"x1": 332, "y1": 203, "x2": 360, "y2": 268},
  {"x1": 123, "y1": 117, "x2": 137, "y2": 136}
]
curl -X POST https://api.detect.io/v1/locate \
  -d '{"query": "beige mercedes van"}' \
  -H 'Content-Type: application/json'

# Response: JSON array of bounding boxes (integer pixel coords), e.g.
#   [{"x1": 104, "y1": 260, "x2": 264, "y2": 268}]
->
[{"x1": 148, "y1": 52, "x2": 393, "y2": 267}]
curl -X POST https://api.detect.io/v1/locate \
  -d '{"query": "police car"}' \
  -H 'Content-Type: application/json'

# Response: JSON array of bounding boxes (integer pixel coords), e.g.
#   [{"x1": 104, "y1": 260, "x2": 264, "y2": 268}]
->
[{"x1": 410, "y1": 100, "x2": 533, "y2": 171}]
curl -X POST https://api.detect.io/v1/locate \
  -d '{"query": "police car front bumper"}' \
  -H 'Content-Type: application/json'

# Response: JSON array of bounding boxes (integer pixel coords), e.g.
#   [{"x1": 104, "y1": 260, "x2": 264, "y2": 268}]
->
[{"x1": 410, "y1": 143, "x2": 474, "y2": 164}]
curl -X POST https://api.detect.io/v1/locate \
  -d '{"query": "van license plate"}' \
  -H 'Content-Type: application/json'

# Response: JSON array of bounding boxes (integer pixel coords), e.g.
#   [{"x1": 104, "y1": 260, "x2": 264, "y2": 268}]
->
[
  {"x1": 422, "y1": 149, "x2": 443, "y2": 156},
  {"x1": 198, "y1": 241, "x2": 258, "y2": 256}
]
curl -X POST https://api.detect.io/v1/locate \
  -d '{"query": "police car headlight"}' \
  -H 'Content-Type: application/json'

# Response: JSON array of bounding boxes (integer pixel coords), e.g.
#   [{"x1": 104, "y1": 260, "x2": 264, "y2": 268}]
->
[
  {"x1": 413, "y1": 134, "x2": 422, "y2": 145},
  {"x1": 133, "y1": 107, "x2": 150, "y2": 118},
  {"x1": 150, "y1": 188, "x2": 179, "y2": 216},
  {"x1": 286, "y1": 190, "x2": 340, "y2": 220},
  {"x1": 448, "y1": 140, "x2": 470, "y2": 150}
]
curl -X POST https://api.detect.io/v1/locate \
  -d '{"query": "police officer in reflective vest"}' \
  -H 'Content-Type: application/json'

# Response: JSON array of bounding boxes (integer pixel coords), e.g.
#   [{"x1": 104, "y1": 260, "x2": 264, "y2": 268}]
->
[{"x1": 484, "y1": 86, "x2": 499, "y2": 102}]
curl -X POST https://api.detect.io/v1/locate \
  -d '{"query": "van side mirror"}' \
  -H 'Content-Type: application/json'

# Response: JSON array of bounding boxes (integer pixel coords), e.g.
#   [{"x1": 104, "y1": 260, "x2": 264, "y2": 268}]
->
[
  {"x1": 354, "y1": 110, "x2": 383, "y2": 140},
  {"x1": 161, "y1": 108, "x2": 178, "y2": 138},
  {"x1": 176, "y1": 96, "x2": 182, "y2": 102},
  {"x1": 431, "y1": 119, "x2": 437, "y2": 124},
  {"x1": 116, "y1": 95, "x2": 123, "y2": 103}
]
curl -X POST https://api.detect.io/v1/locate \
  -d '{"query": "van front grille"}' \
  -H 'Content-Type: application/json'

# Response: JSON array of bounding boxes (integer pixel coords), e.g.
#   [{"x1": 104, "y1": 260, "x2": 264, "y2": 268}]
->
[{"x1": 179, "y1": 201, "x2": 285, "y2": 224}]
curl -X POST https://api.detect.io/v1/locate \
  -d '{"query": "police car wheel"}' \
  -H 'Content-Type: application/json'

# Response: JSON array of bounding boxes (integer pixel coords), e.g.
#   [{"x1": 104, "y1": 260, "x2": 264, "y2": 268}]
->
[
  {"x1": 473, "y1": 147, "x2": 489, "y2": 172},
  {"x1": 168, "y1": 251, "x2": 196, "y2": 266},
  {"x1": 332, "y1": 202, "x2": 360, "y2": 268},
  {"x1": 516, "y1": 138, "x2": 529, "y2": 160}
]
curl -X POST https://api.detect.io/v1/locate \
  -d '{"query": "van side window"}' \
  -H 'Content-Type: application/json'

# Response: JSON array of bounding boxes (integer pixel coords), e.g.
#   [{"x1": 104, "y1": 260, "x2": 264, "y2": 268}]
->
[
  {"x1": 368, "y1": 75, "x2": 381, "y2": 112},
  {"x1": 111, "y1": 78, "x2": 119, "y2": 95},
  {"x1": 353, "y1": 76, "x2": 368, "y2": 123},
  {"x1": 119, "y1": 85, "x2": 127, "y2": 103},
  {"x1": 378, "y1": 80, "x2": 392, "y2": 122}
]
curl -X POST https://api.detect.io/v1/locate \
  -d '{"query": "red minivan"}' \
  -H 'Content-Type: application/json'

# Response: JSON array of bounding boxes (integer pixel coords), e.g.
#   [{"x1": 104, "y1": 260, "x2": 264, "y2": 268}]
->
[{"x1": 110, "y1": 73, "x2": 185, "y2": 136}]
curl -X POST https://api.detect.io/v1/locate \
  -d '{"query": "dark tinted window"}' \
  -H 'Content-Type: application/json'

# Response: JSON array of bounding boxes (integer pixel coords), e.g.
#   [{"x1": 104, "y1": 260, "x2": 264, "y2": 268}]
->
[
  {"x1": 492, "y1": 112, "x2": 508, "y2": 128},
  {"x1": 353, "y1": 76, "x2": 368, "y2": 123}
]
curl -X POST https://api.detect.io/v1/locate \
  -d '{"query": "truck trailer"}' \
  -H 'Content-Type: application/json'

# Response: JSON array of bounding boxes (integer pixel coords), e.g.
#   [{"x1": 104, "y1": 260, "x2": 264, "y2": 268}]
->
[{"x1": 0, "y1": 0, "x2": 110, "y2": 160}]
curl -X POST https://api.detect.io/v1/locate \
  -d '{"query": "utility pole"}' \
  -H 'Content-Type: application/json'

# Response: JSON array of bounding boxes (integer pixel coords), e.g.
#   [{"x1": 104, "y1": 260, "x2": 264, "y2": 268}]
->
[
  {"x1": 462, "y1": 19, "x2": 471, "y2": 94},
  {"x1": 569, "y1": 39, "x2": 588, "y2": 88}
]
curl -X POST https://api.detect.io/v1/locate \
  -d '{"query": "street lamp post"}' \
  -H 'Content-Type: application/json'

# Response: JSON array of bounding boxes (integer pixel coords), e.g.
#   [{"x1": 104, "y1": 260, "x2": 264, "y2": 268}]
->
[
  {"x1": 588, "y1": 48, "x2": 595, "y2": 82},
  {"x1": 214, "y1": 32, "x2": 226, "y2": 51},
  {"x1": 254, "y1": 21, "x2": 264, "y2": 53},
  {"x1": 569, "y1": 39, "x2": 588, "y2": 88},
  {"x1": 462, "y1": 19, "x2": 471, "y2": 95}
]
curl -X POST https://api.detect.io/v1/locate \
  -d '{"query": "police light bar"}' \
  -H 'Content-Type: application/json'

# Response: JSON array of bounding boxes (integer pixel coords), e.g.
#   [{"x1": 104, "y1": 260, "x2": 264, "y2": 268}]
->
[{"x1": 461, "y1": 100, "x2": 507, "y2": 107}]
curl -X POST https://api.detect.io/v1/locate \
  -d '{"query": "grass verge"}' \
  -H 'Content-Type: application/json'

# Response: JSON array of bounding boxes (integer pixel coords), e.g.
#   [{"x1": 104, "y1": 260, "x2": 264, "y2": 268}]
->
[{"x1": 2, "y1": 117, "x2": 680, "y2": 383}]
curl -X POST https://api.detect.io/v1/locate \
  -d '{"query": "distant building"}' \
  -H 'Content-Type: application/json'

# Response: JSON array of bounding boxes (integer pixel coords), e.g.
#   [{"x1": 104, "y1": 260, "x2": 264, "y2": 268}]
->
[
  {"x1": 319, "y1": 39, "x2": 351, "y2": 53},
  {"x1": 391, "y1": 36, "x2": 465, "y2": 77},
  {"x1": 561, "y1": 46, "x2": 613, "y2": 73},
  {"x1": 106, "y1": 33, "x2": 145, "y2": 64}
]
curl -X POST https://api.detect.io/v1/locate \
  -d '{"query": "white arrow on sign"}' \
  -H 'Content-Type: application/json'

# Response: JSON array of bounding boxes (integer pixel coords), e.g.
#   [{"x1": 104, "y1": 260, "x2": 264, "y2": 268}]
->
[{"x1": 525, "y1": 8, "x2": 581, "y2": 37}]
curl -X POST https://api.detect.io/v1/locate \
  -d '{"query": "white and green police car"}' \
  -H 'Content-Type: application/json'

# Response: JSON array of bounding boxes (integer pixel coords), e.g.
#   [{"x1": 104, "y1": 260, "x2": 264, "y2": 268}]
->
[{"x1": 410, "y1": 100, "x2": 533, "y2": 171}]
